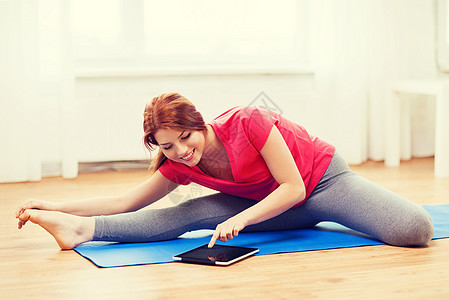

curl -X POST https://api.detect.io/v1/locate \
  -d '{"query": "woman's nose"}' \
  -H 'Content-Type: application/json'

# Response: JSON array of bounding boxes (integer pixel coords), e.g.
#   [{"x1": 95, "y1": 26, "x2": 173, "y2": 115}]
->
[{"x1": 176, "y1": 143, "x2": 188, "y2": 156}]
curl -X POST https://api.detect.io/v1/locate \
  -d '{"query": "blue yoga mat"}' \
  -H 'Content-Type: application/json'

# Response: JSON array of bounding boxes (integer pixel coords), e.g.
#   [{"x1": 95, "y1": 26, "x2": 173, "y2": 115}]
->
[{"x1": 74, "y1": 204, "x2": 449, "y2": 268}]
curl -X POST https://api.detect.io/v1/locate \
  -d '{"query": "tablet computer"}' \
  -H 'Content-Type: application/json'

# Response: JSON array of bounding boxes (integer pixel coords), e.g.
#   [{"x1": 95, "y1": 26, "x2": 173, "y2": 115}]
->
[{"x1": 173, "y1": 244, "x2": 259, "y2": 266}]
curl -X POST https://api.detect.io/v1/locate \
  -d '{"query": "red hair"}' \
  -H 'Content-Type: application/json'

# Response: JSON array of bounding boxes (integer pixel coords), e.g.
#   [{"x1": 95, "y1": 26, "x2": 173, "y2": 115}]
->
[{"x1": 143, "y1": 93, "x2": 207, "y2": 173}]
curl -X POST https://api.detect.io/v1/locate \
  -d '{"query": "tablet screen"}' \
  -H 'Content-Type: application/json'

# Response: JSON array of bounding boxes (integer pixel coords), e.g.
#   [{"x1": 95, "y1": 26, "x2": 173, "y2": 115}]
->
[{"x1": 173, "y1": 244, "x2": 259, "y2": 266}]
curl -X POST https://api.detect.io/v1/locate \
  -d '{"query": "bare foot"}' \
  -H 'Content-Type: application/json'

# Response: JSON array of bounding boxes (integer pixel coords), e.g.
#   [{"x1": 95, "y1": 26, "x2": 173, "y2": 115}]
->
[{"x1": 18, "y1": 209, "x2": 95, "y2": 250}]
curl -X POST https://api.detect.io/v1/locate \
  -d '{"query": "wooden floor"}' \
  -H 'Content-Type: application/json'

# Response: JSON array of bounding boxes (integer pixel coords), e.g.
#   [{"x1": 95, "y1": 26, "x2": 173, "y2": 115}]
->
[{"x1": 1, "y1": 158, "x2": 448, "y2": 299}]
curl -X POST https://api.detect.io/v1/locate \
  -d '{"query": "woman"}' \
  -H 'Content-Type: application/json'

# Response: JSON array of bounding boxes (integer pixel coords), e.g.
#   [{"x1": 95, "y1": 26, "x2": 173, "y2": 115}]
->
[{"x1": 16, "y1": 93, "x2": 434, "y2": 249}]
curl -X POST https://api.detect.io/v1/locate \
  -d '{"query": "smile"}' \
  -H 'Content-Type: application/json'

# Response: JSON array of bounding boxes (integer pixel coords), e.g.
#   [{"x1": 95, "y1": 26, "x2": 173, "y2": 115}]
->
[{"x1": 181, "y1": 149, "x2": 195, "y2": 161}]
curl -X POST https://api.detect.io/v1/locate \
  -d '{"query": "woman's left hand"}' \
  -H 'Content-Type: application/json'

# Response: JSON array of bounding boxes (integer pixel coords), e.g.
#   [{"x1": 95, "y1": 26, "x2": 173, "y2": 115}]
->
[{"x1": 208, "y1": 216, "x2": 247, "y2": 248}]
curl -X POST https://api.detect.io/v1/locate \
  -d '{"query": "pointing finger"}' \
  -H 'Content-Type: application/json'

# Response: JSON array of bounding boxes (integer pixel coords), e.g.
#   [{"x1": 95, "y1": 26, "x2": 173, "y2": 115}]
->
[{"x1": 208, "y1": 231, "x2": 219, "y2": 248}]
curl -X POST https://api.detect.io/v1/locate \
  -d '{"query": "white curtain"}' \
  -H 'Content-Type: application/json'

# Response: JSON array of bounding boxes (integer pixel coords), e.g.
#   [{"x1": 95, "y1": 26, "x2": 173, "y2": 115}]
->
[
  {"x1": 0, "y1": 0, "x2": 76, "y2": 183},
  {"x1": 311, "y1": 0, "x2": 436, "y2": 164}
]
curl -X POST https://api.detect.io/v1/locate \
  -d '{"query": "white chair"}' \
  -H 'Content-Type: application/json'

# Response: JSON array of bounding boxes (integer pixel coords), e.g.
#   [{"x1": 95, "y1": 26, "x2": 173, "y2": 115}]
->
[{"x1": 385, "y1": 79, "x2": 449, "y2": 178}]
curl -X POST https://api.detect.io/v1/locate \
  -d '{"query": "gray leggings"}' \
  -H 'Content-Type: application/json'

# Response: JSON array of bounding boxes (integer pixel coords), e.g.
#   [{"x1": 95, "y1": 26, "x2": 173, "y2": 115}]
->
[{"x1": 93, "y1": 152, "x2": 434, "y2": 246}]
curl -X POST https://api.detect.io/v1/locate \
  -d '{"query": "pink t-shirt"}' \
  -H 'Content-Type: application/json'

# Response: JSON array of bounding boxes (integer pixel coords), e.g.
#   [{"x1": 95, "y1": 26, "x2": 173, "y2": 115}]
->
[{"x1": 159, "y1": 106, "x2": 335, "y2": 208}]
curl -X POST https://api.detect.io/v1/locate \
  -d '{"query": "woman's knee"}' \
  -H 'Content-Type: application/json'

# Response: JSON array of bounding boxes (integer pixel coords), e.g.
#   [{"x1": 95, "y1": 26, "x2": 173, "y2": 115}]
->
[
  {"x1": 386, "y1": 209, "x2": 434, "y2": 247},
  {"x1": 409, "y1": 211, "x2": 434, "y2": 246}
]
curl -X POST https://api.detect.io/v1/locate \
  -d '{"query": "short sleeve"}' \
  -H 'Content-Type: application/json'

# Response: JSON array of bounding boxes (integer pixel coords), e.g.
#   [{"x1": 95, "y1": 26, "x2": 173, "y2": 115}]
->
[
  {"x1": 241, "y1": 106, "x2": 277, "y2": 152},
  {"x1": 158, "y1": 159, "x2": 192, "y2": 185}
]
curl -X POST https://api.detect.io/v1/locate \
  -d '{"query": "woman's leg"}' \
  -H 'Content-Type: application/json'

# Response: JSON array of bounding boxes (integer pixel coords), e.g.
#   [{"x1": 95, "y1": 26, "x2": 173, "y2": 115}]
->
[
  {"x1": 301, "y1": 151, "x2": 434, "y2": 246},
  {"x1": 19, "y1": 190, "x2": 318, "y2": 248},
  {"x1": 21, "y1": 152, "x2": 433, "y2": 248},
  {"x1": 93, "y1": 193, "x2": 319, "y2": 243},
  {"x1": 94, "y1": 151, "x2": 435, "y2": 246},
  {"x1": 93, "y1": 193, "x2": 250, "y2": 242}
]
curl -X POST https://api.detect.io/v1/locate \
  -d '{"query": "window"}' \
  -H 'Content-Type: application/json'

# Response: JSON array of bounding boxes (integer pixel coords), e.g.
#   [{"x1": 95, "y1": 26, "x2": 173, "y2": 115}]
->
[
  {"x1": 71, "y1": 0, "x2": 311, "y2": 76},
  {"x1": 71, "y1": 0, "x2": 125, "y2": 60}
]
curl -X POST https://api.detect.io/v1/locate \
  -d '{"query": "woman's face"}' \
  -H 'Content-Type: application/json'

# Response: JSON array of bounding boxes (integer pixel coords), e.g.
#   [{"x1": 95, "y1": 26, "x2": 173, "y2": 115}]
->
[{"x1": 154, "y1": 128, "x2": 205, "y2": 167}]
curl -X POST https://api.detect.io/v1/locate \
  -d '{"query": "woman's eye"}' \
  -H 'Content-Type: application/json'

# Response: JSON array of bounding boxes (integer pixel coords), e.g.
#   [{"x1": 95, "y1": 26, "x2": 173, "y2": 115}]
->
[
  {"x1": 181, "y1": 133, "x2": 191, "y2": 140},
  {"x1": 163, "y1": 145, "x2": 172, "y2": 150}
]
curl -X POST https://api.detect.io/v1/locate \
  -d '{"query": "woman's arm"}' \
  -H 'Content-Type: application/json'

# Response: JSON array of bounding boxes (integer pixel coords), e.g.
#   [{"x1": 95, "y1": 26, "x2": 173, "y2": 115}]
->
[
  {"x1": 209, "y1": 125, "x2": 306, "y2": 247},
  {"x1": 16, "y1": 170, "x2": 178, "y2": 218}
]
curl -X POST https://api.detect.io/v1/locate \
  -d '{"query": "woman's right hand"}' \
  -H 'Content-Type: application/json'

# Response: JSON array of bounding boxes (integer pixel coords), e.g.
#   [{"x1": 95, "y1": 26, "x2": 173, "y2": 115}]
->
[{"x1": 15, "y1": 199, "x2": 59, "y2": 229}]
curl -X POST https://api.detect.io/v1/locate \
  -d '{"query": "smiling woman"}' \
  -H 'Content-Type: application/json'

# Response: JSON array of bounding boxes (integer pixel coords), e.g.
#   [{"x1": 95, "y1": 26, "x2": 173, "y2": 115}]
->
[
  {"x1": 17, "y1": 92, "x2": 434, "y2": 250},
  {"x1": 143, "y1": 93, "x2": 207, "y2": 171},
  {"x1": 154, "y1": 129, "x2": 202, "y2": 166}
]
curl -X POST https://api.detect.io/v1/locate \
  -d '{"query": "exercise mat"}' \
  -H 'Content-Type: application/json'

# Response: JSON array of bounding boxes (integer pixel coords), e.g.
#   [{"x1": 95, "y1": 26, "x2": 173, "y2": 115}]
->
[{"x1": 74, "y1": 204, "x2": 449, "y2": 268}]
